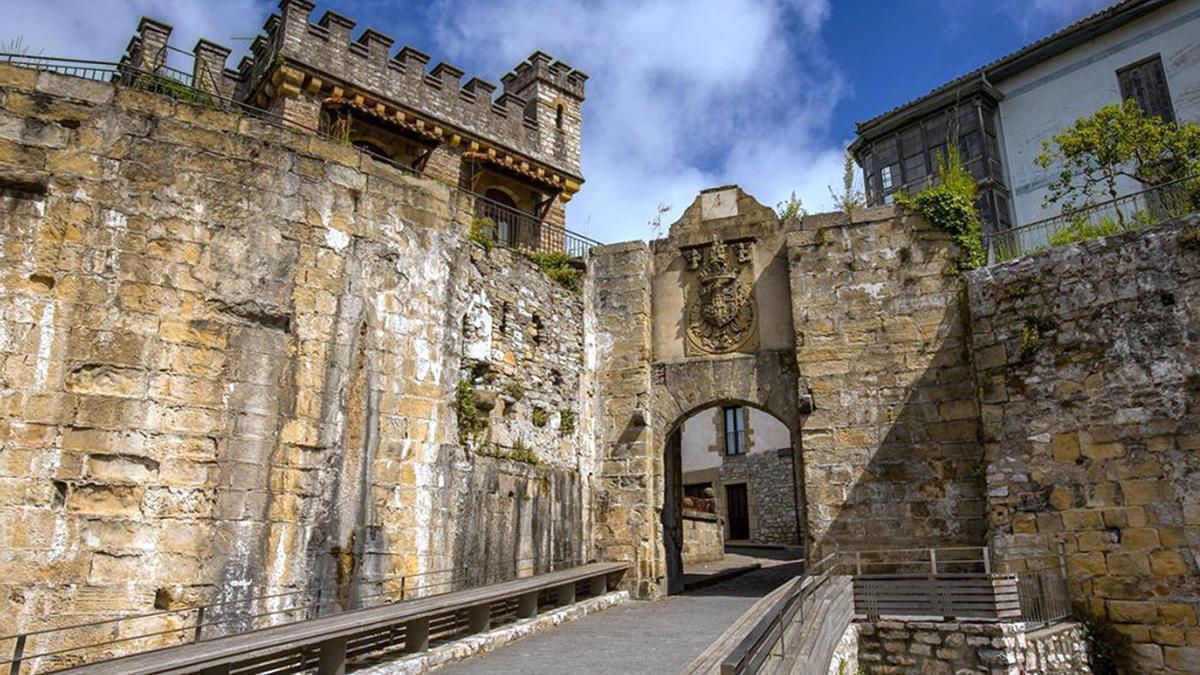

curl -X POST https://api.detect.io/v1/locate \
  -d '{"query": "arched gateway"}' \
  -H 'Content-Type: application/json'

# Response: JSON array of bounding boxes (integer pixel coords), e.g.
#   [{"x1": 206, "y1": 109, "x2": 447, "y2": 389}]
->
[
  {"x1": 589, "y1": 186, "x2": 988, "y2": 598},
  {"x1": 589, "y1": 186, "x2": 813, "y2": 597}
]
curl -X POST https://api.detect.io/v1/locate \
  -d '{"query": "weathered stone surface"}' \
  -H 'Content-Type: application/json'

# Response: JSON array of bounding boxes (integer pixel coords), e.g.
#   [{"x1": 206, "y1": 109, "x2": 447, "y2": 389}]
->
[
  {"x1": 856, "y1": 620, "x2": 1090, "y2": 674},
  {"x1": 0, "y1": 61, "x2": 594, "y2": 663},
  {"x1": 969, "y1": 217, "x2": 1200, "y2": 673}
]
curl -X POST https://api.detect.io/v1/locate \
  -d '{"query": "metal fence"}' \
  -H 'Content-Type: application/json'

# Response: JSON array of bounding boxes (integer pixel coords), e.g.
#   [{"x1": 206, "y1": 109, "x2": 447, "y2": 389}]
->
[
  {"x1": 833, "y1": 546, "x2": 991, "y2": 576},
  {"x1": 0, "y1": 52, "x2": 602, "y2": 259},
  {"x1": 830, "y1": 546, "x2": 1072, "y2": 625},
  {"x1": 0, "y1": 554, "x2": 586, "y2": 675},
  {"x1": 469, "y1": 193, "x2": 600, "y2": 259},
  {"x1": 719, "y1": 554, "x2": 838, "y2": 675},
  {"x1": 985, "y1": 175, "x2": 1199, "y2": 264}
]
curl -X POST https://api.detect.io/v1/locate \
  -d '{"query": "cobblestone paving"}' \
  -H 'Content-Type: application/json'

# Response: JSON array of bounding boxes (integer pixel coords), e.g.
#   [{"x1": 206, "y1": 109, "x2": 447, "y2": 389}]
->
[{"x1": 440, "y1": 561, "x2": 803, "y2": 675}]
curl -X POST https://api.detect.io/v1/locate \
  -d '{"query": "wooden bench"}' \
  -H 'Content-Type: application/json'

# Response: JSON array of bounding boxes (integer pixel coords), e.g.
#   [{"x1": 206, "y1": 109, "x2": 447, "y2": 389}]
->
[{"x1": 64, "y1": 562, "x2": 628, "y2": 675}]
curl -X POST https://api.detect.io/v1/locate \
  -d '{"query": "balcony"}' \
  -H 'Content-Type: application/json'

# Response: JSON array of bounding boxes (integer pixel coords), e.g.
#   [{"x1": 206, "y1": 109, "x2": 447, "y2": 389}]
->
[{"x1": 470, "y1": 192, "x2": 599, "y2": 259}]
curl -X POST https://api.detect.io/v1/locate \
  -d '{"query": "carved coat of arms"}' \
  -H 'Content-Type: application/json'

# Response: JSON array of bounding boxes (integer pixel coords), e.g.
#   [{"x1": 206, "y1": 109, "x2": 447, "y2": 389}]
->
[{"x1": 684, "y1": 240, "x2": 757, "y2": 355}]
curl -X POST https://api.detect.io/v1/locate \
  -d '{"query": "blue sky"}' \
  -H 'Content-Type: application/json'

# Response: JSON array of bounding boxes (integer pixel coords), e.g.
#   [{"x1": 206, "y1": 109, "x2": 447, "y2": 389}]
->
[{"x1": 0, "y1": 0, "x2": 1112, "y2": 242}]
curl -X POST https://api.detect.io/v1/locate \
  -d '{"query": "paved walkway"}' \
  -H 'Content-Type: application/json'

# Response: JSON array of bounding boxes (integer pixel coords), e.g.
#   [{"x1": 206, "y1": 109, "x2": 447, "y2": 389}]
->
[{"x1": 439, "y1": 560, "x2": 803, "y2": 675}]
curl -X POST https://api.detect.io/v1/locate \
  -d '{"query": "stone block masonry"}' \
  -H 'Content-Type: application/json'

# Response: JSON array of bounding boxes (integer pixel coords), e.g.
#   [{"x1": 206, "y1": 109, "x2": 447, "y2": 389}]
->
[
  {"x1": 968, "y1": 216, "x2": 1200, "y2": 674},
  {"x1": 856, "y1": 619, "x2": 1090, "y2": 674},
  {"x1": 790, "y1": 208, "x2": 986, "y2": 553},
  {"x1": 0, "y1": 63, "x2": 595, "y2": 668}
]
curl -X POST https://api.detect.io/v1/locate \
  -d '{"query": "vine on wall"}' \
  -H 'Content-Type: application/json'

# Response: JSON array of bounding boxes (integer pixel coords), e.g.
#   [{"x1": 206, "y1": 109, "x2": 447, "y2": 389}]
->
[{"x1": 895, "y1": 147, "x2": 985, "y2": 270}]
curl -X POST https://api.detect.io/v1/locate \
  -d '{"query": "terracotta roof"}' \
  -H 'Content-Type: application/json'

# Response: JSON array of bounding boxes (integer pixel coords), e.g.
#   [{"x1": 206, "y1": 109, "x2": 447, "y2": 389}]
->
[
  {"x1": 853, "y1": 0, "x2": 1173, "y2": 139},
  {"x1": 464, "y1": 149, "x2": 571, "y2": 192}
]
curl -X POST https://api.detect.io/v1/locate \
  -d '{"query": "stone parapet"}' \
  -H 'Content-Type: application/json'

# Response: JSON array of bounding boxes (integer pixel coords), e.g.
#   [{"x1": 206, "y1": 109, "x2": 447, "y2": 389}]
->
[{"x1": 234, "y1": 0, "x2": 585, "y2": 176}]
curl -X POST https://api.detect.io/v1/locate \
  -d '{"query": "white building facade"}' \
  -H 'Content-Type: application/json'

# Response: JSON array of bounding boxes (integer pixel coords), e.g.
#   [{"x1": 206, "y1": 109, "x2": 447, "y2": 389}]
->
[{"x1": 851, "y1": 0, "x2": 1200, "y2": 233}]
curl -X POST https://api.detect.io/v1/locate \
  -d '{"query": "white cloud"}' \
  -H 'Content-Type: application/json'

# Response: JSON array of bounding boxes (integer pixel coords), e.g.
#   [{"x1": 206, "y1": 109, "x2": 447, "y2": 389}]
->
[
  {"x1": 0, "y1": 0, "x2": 269, "y2": 67},
  {"x1": 996, "y1": 0, "x2": 1112, "y2": 37},
  {"x1": 0, "y1": 0, "x2": 853, "y2": 244},
  {"x1": 428, "y1": 0, "x2": 850, "y2": 242}
]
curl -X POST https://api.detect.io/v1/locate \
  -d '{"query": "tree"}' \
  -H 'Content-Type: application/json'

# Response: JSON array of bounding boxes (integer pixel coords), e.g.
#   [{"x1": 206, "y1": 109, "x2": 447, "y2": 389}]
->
[
  {"x1": 1036, "y1": 100, "x2": 1200, "y2": 214},
  {"x1": 828, "y1": 152, "x2": 866, "y2": 215}
]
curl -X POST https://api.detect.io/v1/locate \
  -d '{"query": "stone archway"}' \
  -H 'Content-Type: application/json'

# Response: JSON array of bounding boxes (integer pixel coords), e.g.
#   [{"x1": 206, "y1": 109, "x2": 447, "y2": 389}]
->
[
  {"x1": 659, "y1": 392, "x2": 805, "y2": 594},
  {"x1": 590, "y1": 185, "x2": 988, "y2": 599},
  {"x1": 589, "y1": 186, "x2": 811, "y2": 598}
]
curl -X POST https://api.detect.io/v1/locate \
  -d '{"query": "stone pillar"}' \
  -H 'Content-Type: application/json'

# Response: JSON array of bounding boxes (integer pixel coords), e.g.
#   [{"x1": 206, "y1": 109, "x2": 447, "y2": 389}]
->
[
  {"x1": 136, "y1": 17, "x2": 172, "y2": 74},
  {"x1": 467, "y1": 604, "x2": 490, "y2": 633},
  {"x1": 589, "y1": 574, "x2": 608, "y2": 596},
  {"x1": 587, "y1": 242, "x2": 656, "y2": 597},
  {"x1": 404, "y1": 618, "x2": 430, "y2": 653},
  {"x1": 192, "y1": 40, "x2": 232, "y2": 98},
  {"x1": 555, "y1": 581, "x2": 576, "y2": 607}
]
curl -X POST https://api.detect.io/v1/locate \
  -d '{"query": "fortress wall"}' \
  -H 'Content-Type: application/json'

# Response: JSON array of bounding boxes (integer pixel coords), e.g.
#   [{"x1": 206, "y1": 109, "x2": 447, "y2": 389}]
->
[
  {"x1": 968, "y1": 216, "x2": 1200, "y2": 673},
  {"x1": 0, "y1": 63, "x2": 591, "y2": 667},
  {"x1": 790, "y1": 207, "x2": 987, "y2": 553}
]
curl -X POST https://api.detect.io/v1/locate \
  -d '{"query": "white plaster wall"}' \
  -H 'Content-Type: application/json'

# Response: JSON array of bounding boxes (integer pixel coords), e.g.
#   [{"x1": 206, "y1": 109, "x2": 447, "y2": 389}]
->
[
  {"x1": 997, "y1": 0, "x2": 1200, "y2": 226},
  {"x1": 680, "y1": 407, "x2": 791, "y2": 474}
]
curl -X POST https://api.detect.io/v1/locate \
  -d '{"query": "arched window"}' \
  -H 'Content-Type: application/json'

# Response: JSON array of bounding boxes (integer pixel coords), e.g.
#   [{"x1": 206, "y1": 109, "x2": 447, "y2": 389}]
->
[{"x1": 555, "y1": 103, "x2": 565, "y2": 130}]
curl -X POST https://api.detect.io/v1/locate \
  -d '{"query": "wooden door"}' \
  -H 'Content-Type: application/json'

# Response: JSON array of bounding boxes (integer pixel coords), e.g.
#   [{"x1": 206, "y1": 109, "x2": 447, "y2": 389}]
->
[{"x1": 726, "y1": 483, "x2": 750, "y2": 541}]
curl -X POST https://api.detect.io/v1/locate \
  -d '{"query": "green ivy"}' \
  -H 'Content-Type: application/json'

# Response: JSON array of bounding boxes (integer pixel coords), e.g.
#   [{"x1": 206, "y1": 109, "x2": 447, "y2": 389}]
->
[
  {"x1": 559, "y1": 409, "x2": 577, "y2": 436},
  {"x1": 522, "y1": 249, "x2": 583, "y2": 294},
  {"x1": 454, "y1": 380, "x2": 486, "y2": 447},
  {"x1": 477, "y1": 440, "x2": 539, "y2": 465},
  {"x1": 895, "y1": 147, "x2": 984, "y2": 271}
]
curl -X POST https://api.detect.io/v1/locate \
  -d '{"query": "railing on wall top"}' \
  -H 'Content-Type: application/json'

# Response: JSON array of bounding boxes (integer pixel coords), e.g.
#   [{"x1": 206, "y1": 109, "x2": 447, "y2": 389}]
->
[
  {"x1": 0, "y1": 52, "x2": 602, "y2": 259},
  {"x1": 984, "y1": 175, "x2": 1199, "y2": 264}
]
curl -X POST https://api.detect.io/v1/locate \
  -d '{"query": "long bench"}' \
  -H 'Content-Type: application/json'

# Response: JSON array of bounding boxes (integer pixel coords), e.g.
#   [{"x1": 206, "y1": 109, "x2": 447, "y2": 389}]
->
[{"x1": 64, "y1": 562, "x2": 629, "y2": 675}]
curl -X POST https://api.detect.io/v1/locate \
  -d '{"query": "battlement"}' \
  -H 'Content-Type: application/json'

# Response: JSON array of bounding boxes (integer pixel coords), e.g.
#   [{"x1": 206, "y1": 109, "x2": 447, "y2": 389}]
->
[
  {"x1": 501, "y1": 51, "x2": 588, "y2": 100},
  {"x1": 246, "y1": 0, "x2": 586, "y2": 176},
  {"x1": 116, "y1": 1, "x2": 585, "y2": 177}
]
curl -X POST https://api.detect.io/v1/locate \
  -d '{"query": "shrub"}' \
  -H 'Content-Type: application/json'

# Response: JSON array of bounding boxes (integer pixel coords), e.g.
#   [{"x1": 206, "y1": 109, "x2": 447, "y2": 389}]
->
[
  {"x1": 469, "y1": 217, "x2": 496, "y2": 251},
  {"x1": 1048, "y1": 216, "x2": 1124, "y2": 247},
  {"x1": 895, "y1": 147, "x2": 984, "y2": 270},
  {"x1": 454, "y1": 380, "x2": 486, "y2": 447},
  {"x1": 559, "y1": 409, "x2": 577, "y2": 436},
  {"x1": 523, "y1": 249, "x2": 583, "y2": 293}
]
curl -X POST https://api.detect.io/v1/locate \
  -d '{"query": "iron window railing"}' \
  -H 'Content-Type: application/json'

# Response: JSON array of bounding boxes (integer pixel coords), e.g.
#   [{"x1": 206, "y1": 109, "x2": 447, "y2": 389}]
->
[{"x1": 469, "y1": 193, "x2": 600, "y2": 259}]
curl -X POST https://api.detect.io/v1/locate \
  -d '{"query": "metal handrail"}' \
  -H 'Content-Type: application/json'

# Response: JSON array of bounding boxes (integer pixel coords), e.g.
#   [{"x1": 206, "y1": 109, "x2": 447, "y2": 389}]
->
[
  {"x1": 719, "y1": 554, "x2": 837, "y2": 675},
  {"x1": 0, "y1": 52, "x2": 603, "y2": 258}
]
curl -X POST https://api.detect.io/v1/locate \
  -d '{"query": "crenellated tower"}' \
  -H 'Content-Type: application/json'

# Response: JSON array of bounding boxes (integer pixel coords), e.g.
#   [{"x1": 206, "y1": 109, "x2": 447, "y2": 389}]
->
[
  {"x1": 501, "y1": 51, "x2": 587, "y2": 178},
  {"x1": 117, "y1": 0, "x2": 589, "y2": 238}
]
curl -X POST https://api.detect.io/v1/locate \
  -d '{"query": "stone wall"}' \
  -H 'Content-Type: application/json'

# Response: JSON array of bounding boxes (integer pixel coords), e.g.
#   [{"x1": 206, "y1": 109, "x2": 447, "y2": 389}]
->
[
  {"x1": 0, "y1": 63, "x2": 594, "y2": 666},
  {"x1": 968, "y1": 217, "x2": 1200, "y2": 673},
  {"x1": 681, "y1": 510, "x2": 723, "y2": 564},
  {"x1": 790, "y1": 207, "x2": 986, "y2": 553},
  {"x1": 718, "y1": 448, "x2": 799, "y2": 544},
  {"x1": 856, "y1": 619, "x2": 1090, "y2": 674}
]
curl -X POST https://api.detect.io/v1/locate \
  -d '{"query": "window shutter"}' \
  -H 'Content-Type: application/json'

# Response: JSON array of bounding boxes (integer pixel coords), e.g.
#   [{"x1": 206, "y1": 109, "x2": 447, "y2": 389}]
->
[{"x1": 1118, "y1": 56, "x2": 1175, "y2": 124}]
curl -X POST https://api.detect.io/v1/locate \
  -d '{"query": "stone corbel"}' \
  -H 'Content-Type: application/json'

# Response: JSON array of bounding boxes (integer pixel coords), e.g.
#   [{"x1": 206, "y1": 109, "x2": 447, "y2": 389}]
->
[{"x1": 270, "y1": 64, "x2": 307, "y2": 99}]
